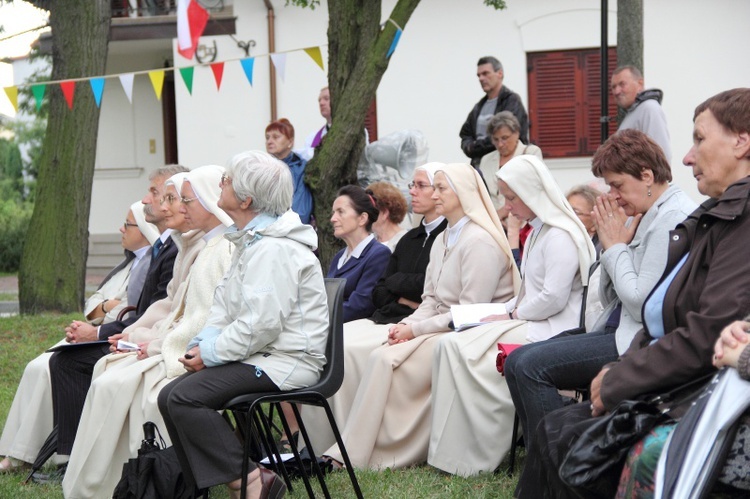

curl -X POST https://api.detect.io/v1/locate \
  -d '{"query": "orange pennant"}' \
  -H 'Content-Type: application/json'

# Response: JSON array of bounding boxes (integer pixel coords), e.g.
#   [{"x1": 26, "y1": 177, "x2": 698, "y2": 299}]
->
[
  {"x1": 210, "y1": 62, "x2": 224, "y2": 90},
  {"x1": 60, "y1": 81, "x2": 76, "y2": 110}
]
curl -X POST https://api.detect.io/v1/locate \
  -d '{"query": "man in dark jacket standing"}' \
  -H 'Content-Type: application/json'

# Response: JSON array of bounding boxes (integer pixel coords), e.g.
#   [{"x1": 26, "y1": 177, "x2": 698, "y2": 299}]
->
[{"x1": 460, "y1": 56, "x2": 529, "y2": 170}]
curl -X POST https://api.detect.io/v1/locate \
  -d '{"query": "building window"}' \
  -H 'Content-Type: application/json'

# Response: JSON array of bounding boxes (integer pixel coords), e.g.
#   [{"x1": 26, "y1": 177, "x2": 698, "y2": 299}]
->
[{"x1": 527, "y1": 48, "x2": 618, "y2": 158}]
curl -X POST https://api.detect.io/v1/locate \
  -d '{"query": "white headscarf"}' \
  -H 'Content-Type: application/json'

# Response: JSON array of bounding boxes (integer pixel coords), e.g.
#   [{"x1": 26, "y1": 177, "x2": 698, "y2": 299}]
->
[
  {"x1": 414, "y1": 162, "x2": 445, "y2": 184},
  {"x1": 130, "y1": 201, "x2": 160, "y2": 245},
  {"x1": 497, "y1": 155, "x2": 596, "y2": 285},
  {"x1": 165, "y1": 172, "x2": 188, "y2": 195},
  {"x1": 184, "y1": 165, "x2": 233, "y2": 227},
  {"x1": 436, "y1": 163, "x2": 522, "y2": 294}
]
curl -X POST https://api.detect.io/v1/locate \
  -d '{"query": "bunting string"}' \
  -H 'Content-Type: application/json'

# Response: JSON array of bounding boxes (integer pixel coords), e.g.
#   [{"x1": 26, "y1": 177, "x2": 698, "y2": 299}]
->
[{"x1": 2, "y1": 43, "x2": 329, "y2": 113}]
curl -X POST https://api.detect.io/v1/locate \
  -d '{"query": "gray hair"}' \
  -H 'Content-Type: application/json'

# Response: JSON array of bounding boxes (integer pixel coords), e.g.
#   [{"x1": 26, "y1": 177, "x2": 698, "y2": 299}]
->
[
  {"x1": 226, "y1": 151, "x2": 293, "y2": 216},
  {"x1": 487, "y1": 111, "x2": 521, "y2": 137},
  {"x1": 150, "y1": 164, "x2": 189, "y2": 180},
  {"x1": 613, "y1": 65, "x2": 643, "y2": 80},
  {"x1": 566, "y1": 185, "x2": 601, "y2": 208},
  {"x1": 477, "y1": 56, "x2": 503, "y2": 72}
]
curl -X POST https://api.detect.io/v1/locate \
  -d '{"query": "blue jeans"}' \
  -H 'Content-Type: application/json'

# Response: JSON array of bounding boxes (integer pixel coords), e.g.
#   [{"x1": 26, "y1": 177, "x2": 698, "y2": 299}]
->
[{"x1": 505, "y1": 328, "x2": 619, "y2": 444}]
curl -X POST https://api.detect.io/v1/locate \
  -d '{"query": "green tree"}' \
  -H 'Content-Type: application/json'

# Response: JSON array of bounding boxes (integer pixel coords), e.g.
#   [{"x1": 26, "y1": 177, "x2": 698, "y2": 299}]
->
[
  {"x1": 297, "y1": 0, "x2": 506, "y2": 268},
  {"x1": 19, "y1": 1, "x2": 111, "y2": 313}
]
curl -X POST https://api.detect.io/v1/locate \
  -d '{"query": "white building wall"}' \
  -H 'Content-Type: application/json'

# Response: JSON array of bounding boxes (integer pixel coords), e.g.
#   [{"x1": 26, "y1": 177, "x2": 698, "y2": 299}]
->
[{"x1": 88, "y1": 0, "x2": 750, "y2": 234}]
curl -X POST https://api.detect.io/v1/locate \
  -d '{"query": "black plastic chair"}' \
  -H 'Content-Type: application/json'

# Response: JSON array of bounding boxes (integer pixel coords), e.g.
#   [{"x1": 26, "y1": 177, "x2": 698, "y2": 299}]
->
[{"x1": 224, "y1": 277, "x2": 363, "y2": 499}]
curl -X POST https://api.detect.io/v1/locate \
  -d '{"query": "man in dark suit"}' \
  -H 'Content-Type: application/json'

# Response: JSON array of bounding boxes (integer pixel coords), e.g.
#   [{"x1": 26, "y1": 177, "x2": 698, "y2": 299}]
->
[{"x1": 45, "y1": 165, "x2": 187, "y2": 470}]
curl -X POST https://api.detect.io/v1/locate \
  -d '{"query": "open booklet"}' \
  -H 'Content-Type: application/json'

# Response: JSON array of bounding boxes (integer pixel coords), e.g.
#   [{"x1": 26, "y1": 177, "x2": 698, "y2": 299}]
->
[{"x1": 451, "y1": 303, "x2": 507, "y2": 331}]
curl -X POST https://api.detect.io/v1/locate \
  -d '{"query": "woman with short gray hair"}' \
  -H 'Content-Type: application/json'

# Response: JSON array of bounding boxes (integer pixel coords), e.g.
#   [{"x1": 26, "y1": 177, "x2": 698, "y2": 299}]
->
[
  {"x1": 479, "y1": 111, "x2": 543, "y2": 213},
  {"x1": 158, "y1": 150, "x2": 328, "y2": 499}
]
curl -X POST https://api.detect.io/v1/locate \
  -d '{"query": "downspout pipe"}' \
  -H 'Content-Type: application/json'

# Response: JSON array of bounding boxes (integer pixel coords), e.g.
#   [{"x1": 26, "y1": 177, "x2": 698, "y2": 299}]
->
[{"x1": 263, "y1": 0, "x2": 277, "y2": 121}]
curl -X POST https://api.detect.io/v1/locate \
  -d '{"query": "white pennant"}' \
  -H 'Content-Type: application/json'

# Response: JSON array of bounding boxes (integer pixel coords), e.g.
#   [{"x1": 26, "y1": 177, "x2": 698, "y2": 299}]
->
[
  {"x1": 119, "y1": 73, "x2": 135, "y2": 103},
  {"x1": 270, "y1": 53, "x2": 287, "y2": 82}
]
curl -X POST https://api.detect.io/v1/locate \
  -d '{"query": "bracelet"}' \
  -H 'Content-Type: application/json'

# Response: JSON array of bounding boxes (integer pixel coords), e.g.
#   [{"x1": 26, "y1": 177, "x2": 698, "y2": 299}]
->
[{"x1": 101, "y1": 299, "x2": 109, "y2": 313}]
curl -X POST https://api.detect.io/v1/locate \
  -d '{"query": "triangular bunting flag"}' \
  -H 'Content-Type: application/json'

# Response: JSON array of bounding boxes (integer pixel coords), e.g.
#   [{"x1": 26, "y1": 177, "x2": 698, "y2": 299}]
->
[
  {"x1": 270, "y1": 53, "x2": 287, "y2": 82},
  {"x1": 89, "y1": 77, "x2": 105, "y2": 108},
  {"x1": 119, "y1": 74, "x2": 134, "y2": 103},
  {"x1": 387, "y1": 28, "x2": 402, "y2": 58},
  {"x1": 148, "y1": 70, "x2": 165, "y2": 100},
  {"x1": 240, "y1": 58, "x2": 255, "y2": 86},
  {"x1": 179, "y1": 67, "x2": 195, "y2": 95},
  {"x1": 3, "y1": 86, "x2": 18, "y2": 113},
  {"x1": 210, "y1": 62, "x2": 224, "y2": 90},
  {"x1": 31, "y1": 84, "x2": 45, "y2": 111},
  {"x1": 303, "y1": 47, "x2": 325, "y2": 71},
  {"x1": 60, "y1": 81, "x2": 76, "y2": 110},
  {"x1": 177, "y1": 0, "x2": 209, "y2": 60}
]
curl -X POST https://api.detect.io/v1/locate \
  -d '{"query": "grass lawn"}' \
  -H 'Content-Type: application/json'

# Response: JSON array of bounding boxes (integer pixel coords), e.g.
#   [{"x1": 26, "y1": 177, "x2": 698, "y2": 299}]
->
[{"x1": 0, "y1": 314, "x2": 522, "y2": 498}]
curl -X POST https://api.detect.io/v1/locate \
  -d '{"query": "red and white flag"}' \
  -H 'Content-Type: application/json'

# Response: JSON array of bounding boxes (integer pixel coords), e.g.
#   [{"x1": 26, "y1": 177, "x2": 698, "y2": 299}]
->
[{"x1": 177, "y1": 0, "x2": 209, "y2": 60}]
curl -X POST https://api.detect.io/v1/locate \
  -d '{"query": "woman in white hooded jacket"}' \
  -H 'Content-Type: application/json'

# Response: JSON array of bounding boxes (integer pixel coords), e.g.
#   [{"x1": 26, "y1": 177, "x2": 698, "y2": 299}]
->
[{"x1": 159, "y1": 151, "x2": 328, "y2": 499}]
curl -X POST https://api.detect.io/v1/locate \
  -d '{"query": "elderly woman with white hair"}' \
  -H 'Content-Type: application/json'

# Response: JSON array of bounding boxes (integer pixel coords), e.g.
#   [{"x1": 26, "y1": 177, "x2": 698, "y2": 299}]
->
[
  {"x1": 0, "y1": 202, "x2": 157, "y2": 473},
  {"x1": 427, "y1": 155, "x2": 596, "y2": 476},
  {"x1": 61, "y1": 165, "x2": 235, "y2": 499},
  {"x1": 158, "y1": 151, "x2": 328, "y2": 499}
]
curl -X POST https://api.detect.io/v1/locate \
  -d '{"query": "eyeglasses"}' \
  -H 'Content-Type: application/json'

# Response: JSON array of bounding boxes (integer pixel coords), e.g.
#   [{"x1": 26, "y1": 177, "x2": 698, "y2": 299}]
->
[
  {"x1": 220, "y1": 174, "x2": 232, "y2": 187},
  {"x1": 408, "y1": 181, "x2": 433, "y2": 191},
  {"x1": 160, "y1": 193, "x2": 178, "y2": 205},
  {"x1": 123, "y1": 221, "x2": 138, "y2": 230},
  {"x1": 181, "y1": 196, "x2": 199, "y2": 205}
]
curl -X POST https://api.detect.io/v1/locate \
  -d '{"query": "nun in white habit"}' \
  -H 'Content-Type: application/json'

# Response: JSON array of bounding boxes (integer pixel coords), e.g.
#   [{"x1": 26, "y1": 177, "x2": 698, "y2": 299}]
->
[
  {"x1": 62, "y1": 165, "x2": 235, "y2": 499},
  {"x1": 428, "y1": 155, "x2": 596, "y2": 476}
]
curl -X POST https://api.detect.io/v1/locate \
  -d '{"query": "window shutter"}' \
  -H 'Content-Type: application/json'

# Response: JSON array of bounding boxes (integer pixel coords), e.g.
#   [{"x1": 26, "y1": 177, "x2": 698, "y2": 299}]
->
[
  {"x1": 528, "y1": 51, "x2": 580, "y2": 157},
  {"x1": 528, "y1": 48, "x2": 618, "y2": 158}
]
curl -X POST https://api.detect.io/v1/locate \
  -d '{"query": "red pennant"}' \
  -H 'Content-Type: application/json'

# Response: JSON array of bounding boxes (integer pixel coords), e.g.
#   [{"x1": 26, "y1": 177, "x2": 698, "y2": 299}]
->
[
  {"x1": 60, "y1": 81, "x2": 76, "y2": 110},
  {"x1": 177, "y1": 0, "x2": 210, "y2": 60},
  {"x1": 210, "y1": 63, "x2": 224, "y2": 90}
]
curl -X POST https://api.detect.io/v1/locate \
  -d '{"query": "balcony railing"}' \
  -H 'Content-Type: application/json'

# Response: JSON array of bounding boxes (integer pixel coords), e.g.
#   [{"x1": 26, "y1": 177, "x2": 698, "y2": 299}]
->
[{"x1": 111, "y1": 0, "x2": 228, "y2": 19}]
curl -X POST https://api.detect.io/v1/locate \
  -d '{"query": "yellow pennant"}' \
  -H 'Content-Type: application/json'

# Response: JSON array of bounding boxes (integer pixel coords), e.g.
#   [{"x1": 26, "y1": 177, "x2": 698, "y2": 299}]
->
[
  {"x1": 3, "y1": 86, "x2": 18, "y2": 112},
  {"x1": 148, "y1": 70, "x2": 165, "y2": 100},
  {"x1": 303, "y1": 47, "x2": 325, "y2": 71}
]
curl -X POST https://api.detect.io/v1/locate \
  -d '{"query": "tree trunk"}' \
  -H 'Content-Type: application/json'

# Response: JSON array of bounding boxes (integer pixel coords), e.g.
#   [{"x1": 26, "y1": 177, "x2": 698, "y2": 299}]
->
[
  {"x1": 19, "y1": 1, "x2": 111, "y2": 314},
  {"x1": 616, "y1": 0, "x2": 643, "y2": 71},
  {"x1": 306, "y1": 0, "x2": 421, "y2": 270},
  {"x1": 616, "y1": 0, "x2": 643, "y2": 122}
]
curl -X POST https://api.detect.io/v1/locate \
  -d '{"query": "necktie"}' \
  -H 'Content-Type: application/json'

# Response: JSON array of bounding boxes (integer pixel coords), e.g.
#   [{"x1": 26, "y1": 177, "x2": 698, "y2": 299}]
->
[{"x1": 152, "y1": 239, "x2": 164, "y2": 259}]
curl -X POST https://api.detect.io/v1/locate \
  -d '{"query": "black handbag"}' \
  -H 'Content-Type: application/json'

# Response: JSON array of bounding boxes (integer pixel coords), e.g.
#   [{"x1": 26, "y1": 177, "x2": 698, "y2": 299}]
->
[
  {"x1": 558, "y1": 374, "x2": 714, "y2": 497},
  {"x1": 113, "y1": 422, "x2": 196, "y2": 499}
]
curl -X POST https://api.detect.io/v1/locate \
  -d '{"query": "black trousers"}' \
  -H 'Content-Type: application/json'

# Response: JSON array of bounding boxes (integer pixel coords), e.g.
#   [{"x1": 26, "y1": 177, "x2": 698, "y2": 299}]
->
[
  {"x1": 49, "y1": 343, "x2": 111, "y2": 455},
  {"x1": 157, "y1": 363, "x2": 280, "y2": 490}
]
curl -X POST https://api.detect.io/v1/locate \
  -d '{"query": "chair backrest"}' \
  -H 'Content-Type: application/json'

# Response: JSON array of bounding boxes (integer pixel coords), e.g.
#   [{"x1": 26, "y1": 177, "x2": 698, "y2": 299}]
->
[{"x1": 315, "y1": 278, "x2": 346, "y2": 398}]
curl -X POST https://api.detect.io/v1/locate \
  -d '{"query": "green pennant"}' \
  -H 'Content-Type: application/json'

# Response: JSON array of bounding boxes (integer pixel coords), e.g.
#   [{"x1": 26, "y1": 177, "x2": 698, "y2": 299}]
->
[
  {"x1": 179, "y1": 67, "x2": 194, "y2": 95},
  {"x1": 31, "y1": 84, "x2": 46, "y2": 110}
]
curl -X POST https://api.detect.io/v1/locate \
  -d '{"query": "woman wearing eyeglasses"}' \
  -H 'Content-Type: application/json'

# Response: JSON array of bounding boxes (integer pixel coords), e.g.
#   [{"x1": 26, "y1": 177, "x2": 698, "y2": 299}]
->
[
  {"x1": 0, "y1": 202, "x2": 158, "y2": 474},
  {"x1": 479, "y1": 111, "x2": 543, "y2": 214},
  {"x1": 62, "y1": 165, "x2": 235, "y2": 499}
]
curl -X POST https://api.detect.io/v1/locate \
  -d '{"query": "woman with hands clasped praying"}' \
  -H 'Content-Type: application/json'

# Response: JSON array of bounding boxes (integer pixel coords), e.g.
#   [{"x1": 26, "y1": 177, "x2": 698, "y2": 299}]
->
[{"x1": 505, "y1": 130, "x2": 696, "y2": 459}]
